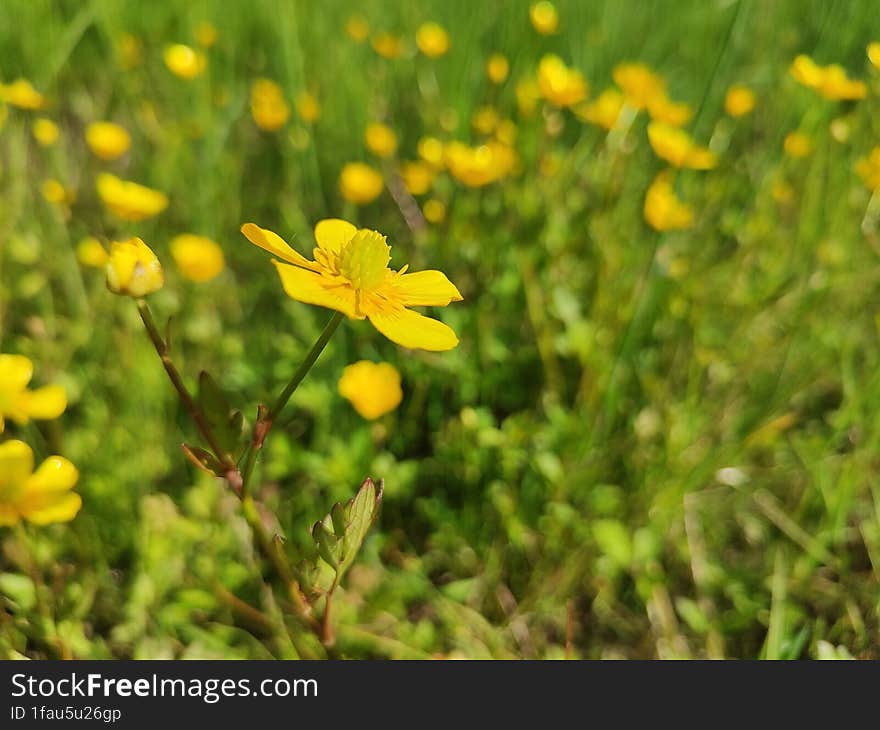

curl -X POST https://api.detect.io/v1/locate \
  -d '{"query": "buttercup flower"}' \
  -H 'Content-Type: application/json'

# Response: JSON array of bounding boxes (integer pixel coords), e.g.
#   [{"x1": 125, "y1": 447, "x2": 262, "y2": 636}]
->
[
  {"x1": 725, "y1": 85, "x2": 756, "y2": 117},
  {"x1": 869, "y1": 43, "x2": 880, "y2": 70},
  {"x1": 77, "y1": 237, "x2": 109, "y2": 268},
  {"x1": 241, "y1": 219, "x2": 462, "y2": 351},
  {"x1": 537, "y1": 55, "x2": 588, "y2": 108},
  {"x1": 346, "y1": 15, "x2": 370, "y2": 42},
  {"x1": 647, "y1": 122, "x2": 717, "y2": 169},
  {"x1": 296, "y1": 91, "x2": 320, "y2": 123},
  {"x1": 574, "y1": 88, "x2": 625, "y2": 130},
  {"x1": 445, "y1": 141, "x2": 516, "y2": 187},
  {"x1": 423, "y1": 199, "x2": 446, "y2": 224},
  {"x1": 0, "y1": 440, "x2": 81, "y2": 527},
  {"x1": 164, "y1": 44, "x2": 207, "y2": 79},
  {"x1": 0, "y1": 79, "x2": 46, "y2": 110},
  {"x1": 612, "y1": 62, "x2": 665, "y2": 110},
  {"x1": 339, "y1": 162, "x2": 384, "y2": 204},
  {"x1": 487, "y1": 54, "x2": 510, "y2": 84},
  {"x1": 401, "y1": 161, "x2": 436, "y2": 196},
  {"x1": 644, "y1": 172, "x2": 694, "y2": 231},
  {"x1": 372, "y1": 32, "x2": 403, "y2": 59},
  {"x1": 338, "y1": 361, "x2": 403, "y2": 419},
  {"x1": 32, "y1": 118, "x2": 59, "y2": 147},
  {"x1": 647, "y1": 94, "x2": 693, "y2": 127},
  {"x1": 495, "y1": 119, "x2": 517, "y2": 146},
  {"x1": 472, "y1": 106, "x2": 499, "y2": 135},
  {"x1": 855, "y1": 147, "x2": 880, "y2": 190},
  {"x1": 86, "y1": 121, "x2": 131, "y2": 160},
  {"x1": 250, "y1": 79, "x2": 290, "y2": 132},
  {"x1": 0, "y1": 354, "x2": 67, "y2": 432},
  {"x1": 41, "y1": 179, "x2": 73, "y2": 206},
  {"x1": 789, "y1": 55, "x2": 866, "y2": 100},
  {"x1": 783, "y1": 131, "x2": 812, "y2": 158},
  {"x1": 97, "y1": 173, "x2": 168, "y2": 221},
  {"x1": 105, "y1": 238, "x2": 165, "y2": 297},
  {"x1": 418, "y1": 136, "x2": 445, "y2": 169},
  {"x1": 365, "y1": 123, "x2": 398, "y2": 158},
  {"x1": 516, "y1": 76, "x2": 542, "y2": 117},
  {"x1": 196, "y1": 22, "x2": 218, "y2": 48},
  {"x1": 530, "y1": 1, "x2": 559, "y2": 35},
  {"x1": 170, "y1": 234, "x2": 225, "y2": 282},
  {"x1": 416, "y1": 22, "x2": 450, "y2": 58}
]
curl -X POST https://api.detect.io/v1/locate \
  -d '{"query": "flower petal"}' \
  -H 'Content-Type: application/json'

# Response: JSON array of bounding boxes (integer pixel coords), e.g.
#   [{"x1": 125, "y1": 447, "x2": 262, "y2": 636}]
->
[
  {"x1": 0, "y1": 440, "x2": 34, "y2": 490},
  {"x1": 241, "y1": 223, "x2": 319, "y2": 270},
  {"x1": 271, "y1": 260, "x2": 358, "y2": 318},
  {"x1": 368, "y1": 308, "x2": 459, "y2": 351},
  {"x1": 314, "y1": 218, "x2": 357, "y2": 255},
  {"x1": 20, "y1": 385, "x2": 67, "y2": 420},
  {"x1": 0, "y1": 354, "x2": 33, "y2": 392},
  {"x1": 25, "y1": 456, "x2": 78, "y2": 493},
  {"x1": 21, "y1": 492, "x2": 82, "y2": 525},
  {"x1": 394, "y1": 270, "x2": 463, "y2": 307}
]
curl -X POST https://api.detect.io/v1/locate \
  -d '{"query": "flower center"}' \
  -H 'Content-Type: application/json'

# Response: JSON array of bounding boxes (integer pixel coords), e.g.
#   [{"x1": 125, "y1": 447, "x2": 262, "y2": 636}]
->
[{"x1": 338, "y1": 230, "x2": 391, "y2": 293}]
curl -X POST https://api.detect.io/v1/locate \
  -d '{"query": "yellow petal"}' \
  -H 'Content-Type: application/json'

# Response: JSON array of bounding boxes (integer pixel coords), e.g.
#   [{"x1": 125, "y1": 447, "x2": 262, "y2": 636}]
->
[
  {"x1": 20, "y1": 385, "x2": 67, "y2": 420},
  {"x1": 0, "y1": 354, "x2": 33, "y2": 391},
  {"x1": 368, "y1": 308, "x2": 459, "y2": 351},
  {"x1": 25, "y1": 456, "x2": 78, "y2": 493},
  {"x1": 314, "y1": 219, "x2": 357, "y2": 255},
  {"x1": 21, "y1": 492, "x2": 82, "y2": 525},
  {"x1": 394, "y1": 270, "x2": 463, "y2": 307},
  {"x1": 271, "y1": 260, "x2": 358, "y2": 318},
  {"x1": 0, "y1": 440, "x2": 34, "y2": 490},
  {"x1": 241, "y1": 223, "x2": 318, "y2": 270}
]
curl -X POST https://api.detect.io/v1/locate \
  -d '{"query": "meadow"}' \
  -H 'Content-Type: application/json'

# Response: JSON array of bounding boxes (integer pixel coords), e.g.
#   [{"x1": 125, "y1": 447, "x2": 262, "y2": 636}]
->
[{"x1": 1, "y1": 0, "x2": 880, "y2": 659}]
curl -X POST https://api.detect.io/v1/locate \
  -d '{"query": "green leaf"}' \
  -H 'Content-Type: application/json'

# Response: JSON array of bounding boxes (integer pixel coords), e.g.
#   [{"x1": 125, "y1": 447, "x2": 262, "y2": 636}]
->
[{"x1": 197, "y1": 371, "x2": 245, "y2": 459}]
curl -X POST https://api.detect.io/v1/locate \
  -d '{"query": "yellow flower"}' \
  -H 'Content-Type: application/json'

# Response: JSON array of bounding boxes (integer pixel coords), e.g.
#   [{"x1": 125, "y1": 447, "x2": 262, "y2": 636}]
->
[
  {"x1": 170, "y1": 234, "x2": 225, "y2": 282},
  {"x1": 0, "y1": 440, "x2": 81, "y2": 527},
  {"x1": 346, "y1": 15, "x2": 370, "y2": 42},
  {"x1": 422, "y1": 198, "x2": 446, "y2": 224},
  {"x1": 537, "y1": 54, "x2": 588, "y2": 108},
  {"x1": 516, "y1": 76, "x2": 542, "y2": 117},
  {"x1": 296, "y1": 91, "x2": 320, "y2": 123},
  {"x1": 365, "y1": 122, "x2": 398, "y2": 158},
  {"x1": 495, "y1": 119, "x2": 517, "y2": 146},
  {"x1": 574, "y1": 88, "x2": 625, "y2": 130},
  {"x1": 418, "y1": 136, "x2": 445, "y2": 169},
  {"x1": 163, "y1": 44, "x2": 207, "y2": 79},
  {"x1": 250, "y1": 79, "x2": 290, "y2": 132},
  {"x1": 869, "y1": 42, "x2": 880, "y2": 70},
  {"x1": 76, "y1": 237, "x2": 109, "y2": 268},
  {"x1": 372, "y1": 32, "x2": 403, "y2": 59},
  {"x1": 338, "y1": 361, "x2": 403, "y2": 419},
  {"x1": 783, "y1": 131, "x2": 812, "y2": 158},
  {"x1": 0, "y1": 355, "x2": 67, "y2": 433},
  {"x1": 196, "y1": 21, "x2": 218, "y2": 48},
  {"x1": 32, "y1": 118, "x2": 59, "y2": 147},
  {"x1": 529, "y1": 1, "x2": 559, "y2": 35},
  {"x1": 829, "y1": 117, "x2": 850, "y2": 144},
  {"x1": 85, "y1": 121, "x2": 131, "y2": 160},
  {"x1": 416, "y1": 22, "x2": 450, "y2": 58},
  {"x1": 401, "y1": 161, "x2": 435, "y2": 196},
  {"x1": 647, "y1": 94, "x2": 693, "y2": 127},
  {"x1": 647, "y1": 122, "x2": 717, "y2": 170},
  {"x1": 472, "y1": 106, "x2": 499, "y2": 135},
  {"x1": 789, "y1": 55, "x2": 866, "y2": 100},
  {"x1": 644, "y1": 172, "x2": 694, "y2": 231},
  {"x1": 105, "y1": 238, "x2": 164, "y2": 297},
  {"x1": 0, "y1": 79, "x2": 46, "y2": 110},
  {"x1": 724, "y1": 85, "x2": 756, "y2": 117},
  {"x1": 487, "y1": 54, "x2": 510, "y2": 84},
  {"x1": 241, "y1": 219, "x2": 462, "y2": 351},
  {"x1": 97, "y1": 173, "x2": 168, "y2": 221},
  {"x1": 41, "y1": 178, "x2": 73, "y2": 206},
  {"x1": 339, "y1": 162, "x2": 384, "y2": 204},
  {"x1": 856, "y1": 147, "x2": 880, "y2": 191},
  {"x1": 444, "y1": 141, "x2": 516, "y2": 187},
  {"x1": 612, "y1": 62, "x2": 665, "y2": 110}
]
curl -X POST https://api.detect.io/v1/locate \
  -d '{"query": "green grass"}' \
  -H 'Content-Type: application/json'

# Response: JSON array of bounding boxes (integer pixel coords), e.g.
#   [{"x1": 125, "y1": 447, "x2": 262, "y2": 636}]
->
[{"x1": 1, "y1": 0, "x2": 880, "y2": 659}]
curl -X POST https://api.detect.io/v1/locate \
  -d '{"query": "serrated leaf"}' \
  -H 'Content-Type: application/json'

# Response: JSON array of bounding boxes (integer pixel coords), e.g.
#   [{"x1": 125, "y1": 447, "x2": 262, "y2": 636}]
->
[
  {"x1": 311, "y1": 519, "x2": 340, "y2": 569},
  {"x1": 181, "y1": 443, "x2": 225, "y2": 476}
]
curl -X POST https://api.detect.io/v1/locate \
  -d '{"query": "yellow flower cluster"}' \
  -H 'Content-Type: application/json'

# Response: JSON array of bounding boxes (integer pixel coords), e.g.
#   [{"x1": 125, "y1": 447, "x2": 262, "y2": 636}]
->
[{"x1": 789, "y1": 55, "x2": 866, "y2": 100}]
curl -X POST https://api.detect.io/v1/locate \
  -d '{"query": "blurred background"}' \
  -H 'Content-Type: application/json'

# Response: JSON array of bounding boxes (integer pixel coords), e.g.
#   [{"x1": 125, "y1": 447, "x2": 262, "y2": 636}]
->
[{"x1": 1, "y1": 0, "x2": 880, "y2": 659}]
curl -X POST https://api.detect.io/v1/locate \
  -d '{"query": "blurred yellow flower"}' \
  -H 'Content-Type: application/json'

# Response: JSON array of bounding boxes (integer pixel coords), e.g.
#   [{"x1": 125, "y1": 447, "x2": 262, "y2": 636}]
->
[
  {"x1": 365, "y1": 122, "x2": 398, "y2": 158},
  {"x1": 869, "y1": 42, "x2": 880, "y2": 70},
  {"x1": 117, "y1": 33, "x2": 143, "y2": 69},
  {"x1": 416, "y1": 22, "x2": 450, "y2": 58},
  {"x1": 647, "y1": 122, "x2": 717, "y2": 169},
  {"x1": 41, "y1": 179, "x2": 73, "y2": 206},
  {"x1": 241, "y1": 219, "x2": 462, "y2": 351},
  {"x1": 537, "y1": 54, "x2": 588, "y2": 108},
  {"x1": 250, "y1": 79, "x2": 290, "y2": 132},
  {"x1": 77, "y1": 237, "x2": 109, "y2": 268},
  {"x1": 647, "y1": 94, "x2": 693, "y2": 127},
  {"x1": 789, "y1": 55, "x2": 866, "y2": 100},
  {"x1": 422, "y1": 198, "x2": 446, "y2": 224},
  {"x1": 515, "y1": 76, "x2": 542, "y2": 117},
  {"x1": 418, "y1": 136, "x2": 445, "y2": 168},
  {"x1": 164, "y1": 44, "x2": 207, "y2": 79},
  {"x1": 612, "y1": 62, "x2": 665, "y2": 110},
  {"x1": 97, "y1": 173, "x2": 168, "y2": 221},
  {"x1": 372, "y1": 32, "x2": 403, "y2": 59},
  {"x1": 486, "y1": 54, "x2": 510, "y2": 84},
  {"x1": 0, "y1": 440, "x2": 81, "y2": 527},
  {"x1": 445, "y1": 141, "x2": 516, "y2": 187},
  {"x1": 472, "y1": 106, "x2": 499, "y2": 135},
  {"x1": 574, "y1": 88, "x2": 625, "y2": 130},
  {"x1": 829, "y1": 117, "x2": 850, "y2": 144},
  {"x1": 196, "y1": 21, "x2": 218, "y2": 48},
  {"x1": 644, "y1": 172, "x2": 694, "y2": 231},
  {"x1": 856, "y1": 147, "x2": 880, "y2": 191},
  {"x1": 0, "y1": 354, "x2": 67, "y2": 433},
  {"x1": 296, "y1": 91, "x2": 321, "y2": 123},
  {"x1": 0, "y1": 79, "x2": 46, "y2": 110},
  {"x1": 170, "y1": 234, "x2": 225, "y2": 283},
  {"x1": 783, "y1": 131, "x2": 812, "y2": 158},
  {"x1": 530, "y1": 1, "x2": 559, "y2": 35},
  {"x1": 401, "y1": 161, "x2": 436, "y2": 196},
  {"x1": 85, "y1": 121, "x2": 131, "y2": 160},
  {"x1": 346, "y1": 15, "x2": 370, "y2": 42},
  {"x1": 495, "y1": 119, "x2": 517, "y2": 146},
  {"x1": 105, "y1": 238, "x2": 164, "y2": 297},
  {"x1": 338, "y1": 361, "x2": 403, "y2": 419},
  {"x1": 339, "y1": 162, "x2": 384, "y2": 204},
  {"x1": 32, "y1": 118, "x2": 59, "y2": 147},
  {"x1": 724, "y1": 85, "x2": 756, "y2": 117}
]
